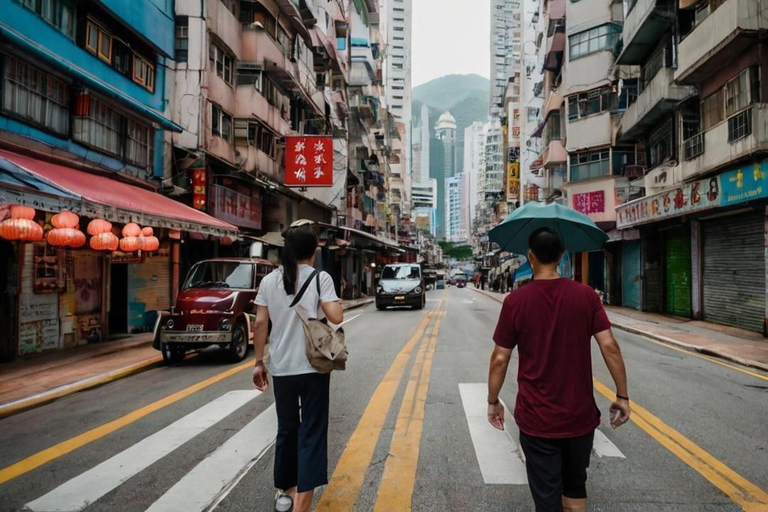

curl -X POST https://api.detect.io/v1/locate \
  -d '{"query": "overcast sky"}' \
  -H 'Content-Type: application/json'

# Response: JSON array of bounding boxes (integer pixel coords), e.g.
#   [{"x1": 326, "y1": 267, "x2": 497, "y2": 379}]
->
[{"x1": 411, "y1": 0, "x2": 490, "y2": 87}]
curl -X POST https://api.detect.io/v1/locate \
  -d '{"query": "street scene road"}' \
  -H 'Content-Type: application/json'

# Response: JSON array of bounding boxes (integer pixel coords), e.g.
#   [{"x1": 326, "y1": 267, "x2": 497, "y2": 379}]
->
[{"x1": 1, "y1": 288, "x2": 767, "y2": 512}]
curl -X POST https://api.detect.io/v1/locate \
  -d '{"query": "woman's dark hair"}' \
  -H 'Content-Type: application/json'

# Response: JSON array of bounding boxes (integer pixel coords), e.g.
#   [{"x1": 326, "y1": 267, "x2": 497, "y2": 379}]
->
[
  {"x1": 281, "y1": 223, "x2": 319, "y2": 294},
  {"x1": 528, "y1": 227, "x2": 564, "y2": 265}
]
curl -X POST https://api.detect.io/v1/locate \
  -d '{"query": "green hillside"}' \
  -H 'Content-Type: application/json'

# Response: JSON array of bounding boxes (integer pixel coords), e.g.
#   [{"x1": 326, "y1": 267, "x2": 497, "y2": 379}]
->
[{"x1": 413, "y1": 74, "x2": 490, "y2": 113}]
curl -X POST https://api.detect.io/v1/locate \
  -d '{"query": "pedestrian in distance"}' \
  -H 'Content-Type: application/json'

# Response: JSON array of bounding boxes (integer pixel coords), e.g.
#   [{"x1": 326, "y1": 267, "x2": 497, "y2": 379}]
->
[
  {"x1": 252, "y1": 220, "x2": 344, "y2": 512},
  {"x1": 480, "y1": 272, "x2": 487, "y2": 291},
  {"x1": 486, "y1": 227, "x2": 631, "y2": 512}
]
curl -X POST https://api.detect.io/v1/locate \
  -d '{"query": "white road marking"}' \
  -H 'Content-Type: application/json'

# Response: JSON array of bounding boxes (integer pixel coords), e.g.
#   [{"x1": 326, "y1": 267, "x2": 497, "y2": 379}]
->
[
  {"x1": 459, "y1": 383, "x2": 528, "y2": 484},
  {"x1": 459, "y1": 384, "x2": 627, "y2": 485},
  {"x1": 25, "y1": 390, "x2": 260, "y2": 512},
  {"x1": 146, "y1": 404, "x2": 277, "y2": 512},
  {"x1": 593, "y1": 428, "x2": 626, "y2": 458}
]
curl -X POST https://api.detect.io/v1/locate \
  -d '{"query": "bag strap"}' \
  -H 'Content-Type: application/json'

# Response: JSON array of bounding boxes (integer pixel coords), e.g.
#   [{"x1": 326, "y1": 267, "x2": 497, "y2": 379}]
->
[{"x1": 289, "y1": 269, "x2": 320, "y2": 308}]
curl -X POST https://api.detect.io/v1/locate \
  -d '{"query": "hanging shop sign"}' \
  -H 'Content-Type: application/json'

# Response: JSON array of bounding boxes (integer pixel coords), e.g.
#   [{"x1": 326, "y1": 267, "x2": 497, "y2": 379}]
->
[
  {"x1": 617, "y1": 161, "x2": 768, "y2": 229},
  {"x1": 507, "y1": 162, "x2": 520, "y2": 201},
  {"x1": 285, "y1": 136, "x2": 334, "y2": 187}
]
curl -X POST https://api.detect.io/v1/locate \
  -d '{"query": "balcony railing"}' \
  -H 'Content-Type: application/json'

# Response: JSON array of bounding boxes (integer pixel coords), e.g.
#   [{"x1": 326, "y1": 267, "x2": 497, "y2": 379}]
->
[
  {"x1": 727, "y1": 108, "x2": 752, "y2": 143},
  {"x1": 683, "y1": 132, "x2": 705, "y2": 160}
]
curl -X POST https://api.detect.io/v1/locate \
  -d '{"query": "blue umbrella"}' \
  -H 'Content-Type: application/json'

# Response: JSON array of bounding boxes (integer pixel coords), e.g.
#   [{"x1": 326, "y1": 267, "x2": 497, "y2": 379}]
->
[{"x1": 488, "y1": 202, "x2": 608, "y2": 254}]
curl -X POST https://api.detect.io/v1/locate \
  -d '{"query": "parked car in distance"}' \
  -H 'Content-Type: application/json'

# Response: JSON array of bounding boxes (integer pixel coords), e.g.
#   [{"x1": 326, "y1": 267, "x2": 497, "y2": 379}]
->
[
  {"x1": 153, "y1": 258, "x2": 275, "y2": 364},
  {"x1": 376, "y1": 263, "x2": 425, "y2": 310}
]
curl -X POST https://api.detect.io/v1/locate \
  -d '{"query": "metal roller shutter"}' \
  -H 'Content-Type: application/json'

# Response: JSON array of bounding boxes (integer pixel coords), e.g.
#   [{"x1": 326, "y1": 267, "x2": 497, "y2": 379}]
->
[
  {"x1": 703, "y1": 213, "x2": 765, "y2": 332},
  {"x1": 127, "y1": 245, "x2": 171, "y2": 332}
]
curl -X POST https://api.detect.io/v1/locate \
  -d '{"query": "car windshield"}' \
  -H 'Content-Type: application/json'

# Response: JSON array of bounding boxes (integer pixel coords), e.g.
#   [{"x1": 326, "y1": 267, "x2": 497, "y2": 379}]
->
[
  {"x1": 184, "y1": 262, "x2": 253, "y2": 290},
  {"x1": 382, "y1": 266, "x2": 420, "y2": 280}
]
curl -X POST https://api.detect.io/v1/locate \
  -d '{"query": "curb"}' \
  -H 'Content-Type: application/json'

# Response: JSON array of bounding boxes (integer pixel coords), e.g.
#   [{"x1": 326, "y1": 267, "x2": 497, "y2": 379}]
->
[
  {"x1": 610, "y1": 322, "x2": 768, "y2": 373},
  {"x1": 0, "y1": 355, "x2": 164, "y2": 420},
  {"x1": 342, "y1": 298, "x2": 374, "y2": 311},
  {"x1": 470, "y1": 287, "x2": 768, "y2": 374}
]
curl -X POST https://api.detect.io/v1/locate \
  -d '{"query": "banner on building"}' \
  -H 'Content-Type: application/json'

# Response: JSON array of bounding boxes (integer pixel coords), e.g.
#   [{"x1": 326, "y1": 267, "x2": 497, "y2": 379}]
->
[
  {"x1": 285, "y1": 136, "x2": 334, "y2": 187},
  {"x1": 617, "y1": 161, "x2": 768, "y2": 228},
  {"x1": 507, "y1": 162, "x2": 520, "y2": 201}
]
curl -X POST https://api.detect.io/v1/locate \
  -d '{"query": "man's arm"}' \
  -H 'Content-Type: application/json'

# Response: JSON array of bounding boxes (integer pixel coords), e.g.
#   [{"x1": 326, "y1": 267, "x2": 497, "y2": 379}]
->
[
  {"x1": 252, "y1": 305, "x2": 270, "y2": 391},
  {"x1": 594, "y1": 328, "x2": 631, "y2": 428},
  {"x1": 487, "y1": 344, "x2": 513, "y2": 430}
]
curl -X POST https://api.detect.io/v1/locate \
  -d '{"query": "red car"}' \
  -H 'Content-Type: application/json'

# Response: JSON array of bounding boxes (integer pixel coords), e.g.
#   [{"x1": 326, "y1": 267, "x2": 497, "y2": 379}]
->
[{"x1": 153, "y1": 258, "x2": 275, "y2": 364}]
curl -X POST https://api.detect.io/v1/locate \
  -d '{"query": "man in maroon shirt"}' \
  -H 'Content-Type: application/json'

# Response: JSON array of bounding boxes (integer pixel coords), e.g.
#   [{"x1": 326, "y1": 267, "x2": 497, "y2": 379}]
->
[{"x1": 487, "y1": 228, "x2": 630, "y2": 512}]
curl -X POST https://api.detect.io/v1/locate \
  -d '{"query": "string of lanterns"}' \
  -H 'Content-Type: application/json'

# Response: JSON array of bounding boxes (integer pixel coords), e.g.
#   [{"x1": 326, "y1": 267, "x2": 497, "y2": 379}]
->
[{"x1": 0, "y1": 206, "x2": 162, "y2": 254}]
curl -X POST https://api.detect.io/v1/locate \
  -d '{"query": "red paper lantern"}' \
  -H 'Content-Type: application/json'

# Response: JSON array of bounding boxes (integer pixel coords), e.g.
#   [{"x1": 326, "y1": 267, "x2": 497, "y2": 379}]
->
[
  {"x1": 51, "y1": 211, "x2": 79, "y2": 229},
  {"x1": 141, "y1": 236, "x2": 160, "y2": 252},
  {"x1": 87, "y1": 219, "x2": 113, "y2": 236},
  {"x1": 10, "y1": 205, "x2": 35, "y2": 220},
  {"x1": 72, "y1": 230, "x2": 86, "y2": 248},
  {"x1": 120, "y1": 236, "x2": 141, "y2": 253},
  {"x1": 0, "y1": 218, "x2": 43, "y2": 241},
  {"x1": 122, "y1": 223, "x2": 141, "y2": 238},
  {"x1": 141, "y1": 227, "x2": 154, "y2": 237},
  {"x1": 47, "y1": 227, "x2": 82, "y2": 247},
  {"x1": 90, "y1": 232, "x2": 119, "y2": 251},
  {"x1": 221, "y1": 235, "x2": 234, "y2": 246}
]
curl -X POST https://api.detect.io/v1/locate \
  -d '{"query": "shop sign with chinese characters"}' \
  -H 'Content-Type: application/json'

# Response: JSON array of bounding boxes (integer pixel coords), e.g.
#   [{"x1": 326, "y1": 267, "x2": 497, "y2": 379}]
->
[
  {"x1": 573, "y1": 190, "x2": 605, "y2": 215},
  {"x1": 617, "y1": 161, "x2": 768, "y2": 228},
  {"x1": 285, "y1": 136, "x2": 334, "y2": 187}
]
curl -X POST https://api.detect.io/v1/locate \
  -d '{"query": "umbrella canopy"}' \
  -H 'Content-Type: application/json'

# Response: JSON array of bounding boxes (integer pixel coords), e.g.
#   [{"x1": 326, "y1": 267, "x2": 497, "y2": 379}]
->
[{"x1": 488, "y1": 202, "x2": 608, "y2": 255}]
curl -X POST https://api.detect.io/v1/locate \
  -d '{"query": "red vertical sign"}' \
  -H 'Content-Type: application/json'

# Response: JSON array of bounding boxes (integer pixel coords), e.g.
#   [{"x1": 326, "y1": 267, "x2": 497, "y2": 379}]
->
[{"x1": 285, "y1": 136, "x2": 334, "y2": 187}]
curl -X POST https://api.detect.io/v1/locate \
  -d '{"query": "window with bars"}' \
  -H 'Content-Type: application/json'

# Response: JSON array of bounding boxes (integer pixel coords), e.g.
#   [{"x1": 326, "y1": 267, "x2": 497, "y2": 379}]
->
[
  {"x1": 647, "y1": 119, "x2": 674, "y2": 168},
  {"x1": 19, "y1": 0, "x2": 76, "y2": 39},
  {"x1": 567, "y1": 87, "x2": 615, "y2": 121},
  {"x1": 2, "y1": 56, "x2": 69, "y2": 135},
  {"x1": 728, "y1": 108, "x2": 752, "y2": 142},
  {"x1": 126, "y1": 118, "x2": 152, "y2": 168},
  {"x1": 209, "y1": 43, "x2": 234, "y2": 85},
  {"x1": 211, "y1": 102, "x2": 233, "y2": 142},
  {"x1": 725, "y1": 67, "x2": 759, "y2": 117},
  {"x1": 175, "y1": 16, "x2": 189, "y2": 62}
]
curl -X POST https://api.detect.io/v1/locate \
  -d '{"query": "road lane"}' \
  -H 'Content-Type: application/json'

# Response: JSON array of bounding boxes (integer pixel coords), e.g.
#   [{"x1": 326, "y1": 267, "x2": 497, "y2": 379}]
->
[{"x1": 1, "y1": 288, "x2": 767, "y2": 511}]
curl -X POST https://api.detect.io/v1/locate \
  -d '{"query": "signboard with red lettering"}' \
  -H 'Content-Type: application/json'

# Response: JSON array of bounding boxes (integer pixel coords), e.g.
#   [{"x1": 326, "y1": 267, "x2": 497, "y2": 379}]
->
[
  {"x1": 573, "y1": 190, "x2": 605, "y2": 215},
  {"x1": 285, "y1": 136, "x2": 334, "y2": 187}
]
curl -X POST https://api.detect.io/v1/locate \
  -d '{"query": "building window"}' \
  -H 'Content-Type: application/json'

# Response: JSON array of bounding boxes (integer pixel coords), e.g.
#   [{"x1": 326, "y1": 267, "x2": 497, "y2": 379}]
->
[
  {"x1": 132, "y1": 54, "x2": 154, "y2": 92},
  {"x1": 126, "y1": 118, "x2": 152, "y2": 168},
  {"x1": 567, "y1": 87, "x2": 615, "y2": 120},
  {"x1": 728, "y1": 108, "x2": 752, "y2": 142},
  {"x1": 2, "y1": 56, "x2": 69, "y2": 135},
  {"x1": 647, "y1": 118, "x2": 674, "y2": 169},
  {"x1": 568, "y1": 24, "x2": 621, "y2": 60},
  {"x1": 86, "y1": 20, "x2": 112, "y2": 63},
  {"x1": 211, "y1": 102, "x2": 232, "y2": 142},
  {"x1": 548, "y1": 110, "x2": 562, "y2": 140},
  {"x1": 527, "y1": 107, "x2": 540, "y2": 122},
  {"x1": 237, "y1": 119, "x2": 278, "y2": 159},
  {"x1": 175, "y1": 16, "x2": 189, "y2": 62},
  {"x1": 570, "y1": 149, "x2": 610, "y2": 181},
  {"x1": 701, "y1": 90, "x2": 724, "y2": 130},
  {"x1": 219, "y1": 0, "x2": 239, "y2": 17},
  {"x1": 19, "y1": 0, "x2": 76, "y2": 38},
  {"x1": 209, "y1": 43, "x2": 234, "y2": 84},
  {"x1": 725, "y1": 67, "x2": 759, "y2": 117}
]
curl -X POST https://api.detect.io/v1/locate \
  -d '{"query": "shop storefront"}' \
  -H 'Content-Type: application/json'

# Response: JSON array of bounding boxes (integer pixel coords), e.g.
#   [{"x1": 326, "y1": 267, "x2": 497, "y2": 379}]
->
[
  {"x1": 0, "y1": 150, "x2": 238, "y2": 360},
  {"x1": 617, "y1": 159, "x2": 768, "y2": 334}
]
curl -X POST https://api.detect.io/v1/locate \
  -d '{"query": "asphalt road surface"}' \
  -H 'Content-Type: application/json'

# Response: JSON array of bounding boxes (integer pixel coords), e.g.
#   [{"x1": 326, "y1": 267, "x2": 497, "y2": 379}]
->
[{"x1": 1, "y1": 288, "x2": 767, "y2": 511}]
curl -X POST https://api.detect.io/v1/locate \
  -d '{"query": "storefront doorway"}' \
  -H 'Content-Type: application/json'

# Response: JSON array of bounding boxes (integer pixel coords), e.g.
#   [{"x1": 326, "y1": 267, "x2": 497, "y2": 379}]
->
[
  {"x1": 664, "y1": 226, "x2": 692, "y2": 317},
  {"x1": 109, "y1": 263, "x2": 128, "y2": 336},
  {"x1": 0, "y1": 241, "x2": 17, "y2": 362}
]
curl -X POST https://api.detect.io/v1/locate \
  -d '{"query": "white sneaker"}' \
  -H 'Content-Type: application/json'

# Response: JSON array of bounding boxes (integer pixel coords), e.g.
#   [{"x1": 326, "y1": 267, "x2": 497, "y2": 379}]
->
[{"x1": 274, "y1": 490, "x2": 293, "y2": 512}]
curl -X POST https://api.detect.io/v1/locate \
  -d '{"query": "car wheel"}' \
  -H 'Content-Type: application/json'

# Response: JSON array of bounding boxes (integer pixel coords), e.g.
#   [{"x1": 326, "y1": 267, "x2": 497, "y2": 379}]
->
[
  {"x1": 161, "y1": 343, "x2": 186, "y2": 365},
  {"x1": 228, "y1": 323, "x2": 249, "y2": 363},
  {"x1": 376, "y1": 301, "x2": 386, "y2": 311},
  {"x1": 414, "y1": 296, "x2": 424, "y2": 310}
]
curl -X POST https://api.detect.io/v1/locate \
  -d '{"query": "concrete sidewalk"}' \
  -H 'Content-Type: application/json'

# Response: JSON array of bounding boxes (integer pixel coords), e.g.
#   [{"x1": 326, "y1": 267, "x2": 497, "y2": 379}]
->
[
  {"x1": 0, "y1": 297, "x2": 374, "y2": 419},
  {"x1": 470, "y1": 287, "x2": 768, "y2": 373}
]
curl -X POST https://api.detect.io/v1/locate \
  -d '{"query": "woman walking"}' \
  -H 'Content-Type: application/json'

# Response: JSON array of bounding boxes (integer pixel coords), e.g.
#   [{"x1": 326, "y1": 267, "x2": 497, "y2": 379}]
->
[{"x1": 252, "y1": 220, "x2": 343, "y2": 512}]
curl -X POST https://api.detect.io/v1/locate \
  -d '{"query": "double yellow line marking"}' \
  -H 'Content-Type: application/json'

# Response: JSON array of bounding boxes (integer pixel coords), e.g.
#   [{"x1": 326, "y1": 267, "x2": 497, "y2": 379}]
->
[
  {"x1": 593, "y1": 380, "x2": 768, "y2": 511},
  {"x1": 317, "y1": 295, "x2": 447, "y2": 512}
]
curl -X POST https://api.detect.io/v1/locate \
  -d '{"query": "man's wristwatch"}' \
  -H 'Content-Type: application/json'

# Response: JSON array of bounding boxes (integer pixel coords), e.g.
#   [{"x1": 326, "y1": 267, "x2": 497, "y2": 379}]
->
[
  {"x1": 488, "y1": 397, "x2": 499, "y2": 405},
  {"x1": 255, "y1": 360, "x2": 265, "y2": 368},
  {"x1": 616, "y1": 393, "x2": 629, "y2": 401}
]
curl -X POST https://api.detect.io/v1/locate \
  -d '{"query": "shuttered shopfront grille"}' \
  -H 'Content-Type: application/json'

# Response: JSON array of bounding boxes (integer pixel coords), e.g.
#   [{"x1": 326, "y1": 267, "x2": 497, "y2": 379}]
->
[
  {"x1": 665, "y1": 227, "x2": 692, "y2": 317},
  {"x1": 703, "y1": 213, "x2": 765, "y2": 333}
]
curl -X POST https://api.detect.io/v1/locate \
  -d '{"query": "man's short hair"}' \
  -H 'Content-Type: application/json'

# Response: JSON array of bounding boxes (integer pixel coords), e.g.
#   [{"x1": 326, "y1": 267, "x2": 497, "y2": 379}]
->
[{"x1": 528, "y1": 227, "x2": 564, "y2": 265}]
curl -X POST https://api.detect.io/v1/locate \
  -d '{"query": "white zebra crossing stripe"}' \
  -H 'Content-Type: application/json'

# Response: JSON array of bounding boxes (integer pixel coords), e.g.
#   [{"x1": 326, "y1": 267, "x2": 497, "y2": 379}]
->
[
  {"x1": 146, "y1": 404, "x2": 277, "y2": 512},
  {"x1": 459, "y1": 383, "x2": 626, "y2": 485},
  {"x1": 25, "y1": 390, "x2": 261, "y2": 512},
  {"x1": 593, "y1": 429, "x2": 626, "y2": 458},
  {"x1": 459, "y1": 383, "x2": 528, "y2": 484}
]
